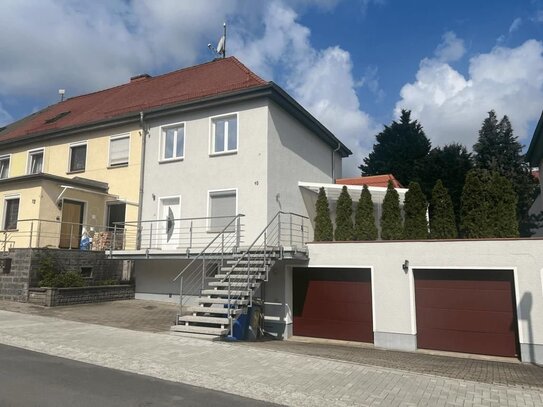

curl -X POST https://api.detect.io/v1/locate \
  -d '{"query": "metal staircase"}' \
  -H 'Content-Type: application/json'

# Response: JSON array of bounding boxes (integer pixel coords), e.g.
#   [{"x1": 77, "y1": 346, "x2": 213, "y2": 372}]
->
[{"x1": 171, "y1": 211, "x2": 308, "y2": 338}]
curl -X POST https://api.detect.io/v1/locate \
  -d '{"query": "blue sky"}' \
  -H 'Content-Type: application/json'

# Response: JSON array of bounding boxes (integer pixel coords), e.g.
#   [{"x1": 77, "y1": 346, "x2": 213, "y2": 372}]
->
[{"x1": 1, "y1": 0, "x2": 543, "y2": 175}]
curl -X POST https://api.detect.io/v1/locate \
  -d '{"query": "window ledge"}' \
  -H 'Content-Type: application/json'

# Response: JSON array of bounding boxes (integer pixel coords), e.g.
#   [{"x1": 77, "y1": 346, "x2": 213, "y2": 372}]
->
[
  {"x1": 67, "y1": 170, "x2": 85, "y2": 175},
  {"x1": 159, "y1": 157, "x2": 184, "y2": 164},
  {"x1": 209, "y1": 150, "x2": 238, "y2": 158},
  {"x1": 107, "y1": 163, "x2": 129, "y2": 169}
]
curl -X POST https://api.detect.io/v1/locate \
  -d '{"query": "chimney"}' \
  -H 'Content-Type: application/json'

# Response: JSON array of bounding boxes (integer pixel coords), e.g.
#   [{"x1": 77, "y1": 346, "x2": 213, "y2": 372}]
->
[{"x1": 130, "y1": 74, "x2": 151, "y2": 83}]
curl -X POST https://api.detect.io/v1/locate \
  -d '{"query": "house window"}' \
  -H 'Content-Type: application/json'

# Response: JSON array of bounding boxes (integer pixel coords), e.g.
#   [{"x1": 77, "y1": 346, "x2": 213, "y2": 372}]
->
[
  {"x1": 161, "y1": 125, "x2": 184, "y2": 161},
  {"x1": 0, "y1": 156, "x2": 9, "y2": 179},
  {"x1": 211, "y1": 115, "x2": 237, "y2": 154},
  {"x1": 69, "y1": 143, "x2": 87, "y2": 172},
  {"x1": 28, "y1": 149, "x2": 44, "y2": 174},
  {"x1": 3, "y1": 197, "x2": 19, "y2": 230},
  {"x1": 208, "y1": 190, "x2": 237, "y2": 232},
  {"x1": 109, "y1": 135, "x2": 130, "y2": 167}
]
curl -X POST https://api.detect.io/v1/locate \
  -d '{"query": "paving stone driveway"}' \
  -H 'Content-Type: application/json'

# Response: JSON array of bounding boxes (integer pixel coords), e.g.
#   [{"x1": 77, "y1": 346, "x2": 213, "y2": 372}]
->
[{"x1": 1, "y1": 299, "x2": 542, "y2": 406}]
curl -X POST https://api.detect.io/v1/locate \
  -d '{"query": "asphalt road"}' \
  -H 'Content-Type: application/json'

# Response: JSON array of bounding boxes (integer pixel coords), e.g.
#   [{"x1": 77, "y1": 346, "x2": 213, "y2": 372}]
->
[{"x1": 0, "y1": 344, "x2": 278, "y2": 407}]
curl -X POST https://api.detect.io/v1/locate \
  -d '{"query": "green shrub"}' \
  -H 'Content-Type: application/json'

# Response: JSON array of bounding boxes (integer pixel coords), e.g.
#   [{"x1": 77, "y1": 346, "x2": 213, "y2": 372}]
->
[
  {"x1": 353, "y1": 185, "x2": 378, "y2": 240},
  {"x1": 403, "y1": 182, "x2": 428, "y2": 239},
  {"x1": 334, "y1": 186, "x2": 354, "y2": 241},
  {"x1": 429, "y1": 180, "x2": 457, "y2": 239},
  {"x1": 38, "y1": 254, "x2": 84, "y2": 288},
  {"x1": 314, "y1": 187, "x2": 333, "y2": 241},
  {"x1": 381, "y1": 180, "x2": 403, "y2": 240}
]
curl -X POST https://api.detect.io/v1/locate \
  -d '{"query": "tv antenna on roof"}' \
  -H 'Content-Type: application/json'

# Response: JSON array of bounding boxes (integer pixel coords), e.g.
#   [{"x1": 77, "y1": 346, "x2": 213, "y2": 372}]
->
[
  {"x1": 58, "y1": 89, "x2": 65, "y2": 102},
  {"x1": 208, "y1": 22, "x2": 226, "y2": 59}
]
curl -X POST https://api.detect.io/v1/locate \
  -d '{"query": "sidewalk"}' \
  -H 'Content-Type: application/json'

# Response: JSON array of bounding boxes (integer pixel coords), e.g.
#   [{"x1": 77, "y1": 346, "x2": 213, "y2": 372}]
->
[{"x1": 0, "y1": 309, "x2": 541, "y2": 407}]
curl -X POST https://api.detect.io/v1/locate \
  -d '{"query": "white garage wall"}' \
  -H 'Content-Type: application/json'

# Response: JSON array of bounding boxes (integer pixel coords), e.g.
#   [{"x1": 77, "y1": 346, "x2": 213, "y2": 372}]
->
[{"x1": 306, "y1": 239, "x2": 543, "y2": 364}]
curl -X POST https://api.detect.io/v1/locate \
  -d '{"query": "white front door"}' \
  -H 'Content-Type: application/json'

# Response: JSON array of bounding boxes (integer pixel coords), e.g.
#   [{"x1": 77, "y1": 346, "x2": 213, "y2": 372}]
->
[{"x1": 158, "y1": 197, "x2": 181, "y2": 249}]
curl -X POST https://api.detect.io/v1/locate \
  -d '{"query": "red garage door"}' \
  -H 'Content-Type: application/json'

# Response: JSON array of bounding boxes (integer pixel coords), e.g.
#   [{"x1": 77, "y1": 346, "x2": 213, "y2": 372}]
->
[
  {"x1": 415, "y1": 269, "x2": 519, "y2": 357},
  {"x1": 293, "y1": 268, "x2": 373, "y2": 343}
]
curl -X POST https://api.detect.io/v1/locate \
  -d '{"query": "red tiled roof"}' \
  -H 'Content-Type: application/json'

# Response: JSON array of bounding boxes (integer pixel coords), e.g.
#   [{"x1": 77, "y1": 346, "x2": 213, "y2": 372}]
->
[
  {"x1": 0, "y1": 57, "x2": 267, "y2": 143},
  {"x1": 336, "y1": 174, "x2": 403, "y2": 188}
]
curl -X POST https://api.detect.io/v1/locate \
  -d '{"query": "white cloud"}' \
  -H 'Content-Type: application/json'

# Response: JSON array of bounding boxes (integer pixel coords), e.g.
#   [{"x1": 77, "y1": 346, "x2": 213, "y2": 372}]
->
[
  {"x1": 509, "y1": 17, "x2": 522, "y2": 33},
  {"x1": 0, "y1": 104, "x2": 12, "y2": 127},
  {"x1": 396, "y1": 39, "x2": 543, "y2": 148},
  {"x1": 434, "y1": 31, "x2": 466, "y2": 62},
  {"x1": 231, "y1": 2, "x2": 378, "y2": 176}
]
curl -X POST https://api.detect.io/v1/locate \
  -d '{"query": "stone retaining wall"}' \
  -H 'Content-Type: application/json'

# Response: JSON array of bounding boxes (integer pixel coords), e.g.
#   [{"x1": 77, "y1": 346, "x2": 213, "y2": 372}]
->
[{"x1": 28, "y1": 285, "x2": 134, "y2": 307}]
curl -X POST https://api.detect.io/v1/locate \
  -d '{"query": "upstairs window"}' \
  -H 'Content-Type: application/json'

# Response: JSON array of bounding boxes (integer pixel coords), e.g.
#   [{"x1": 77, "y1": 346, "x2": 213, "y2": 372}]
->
[
  {"x1": 161, "y1": 124, "x2": 184, "y2": 161},
  {"x1": 109, "y1": 134, "x2": 130, "y2": 167},
  {"x1": 211, "y1": 115, "x2": 237, "y2": 154},
  {"x1": 69, "y1": 143, "x2": 87, "y2": 172},
  {"x1": 3, "y1": 197, "x2": 19, "y2": 230},
  {"x1": 28, "y1": 149, "x2": 44, "y2": 174},
  {"x1": 0, "y1": 156, "x2": 9, "y2": 179}
]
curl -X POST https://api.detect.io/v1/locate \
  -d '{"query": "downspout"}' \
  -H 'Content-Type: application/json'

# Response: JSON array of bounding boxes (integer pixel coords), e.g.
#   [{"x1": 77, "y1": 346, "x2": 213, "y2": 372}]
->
[
  {"x1": 331, "y1": 142, "x2": 341, "y2": 183},
  {"x1": 137, "y1": 111, "x2": 148, "y2": 250}
]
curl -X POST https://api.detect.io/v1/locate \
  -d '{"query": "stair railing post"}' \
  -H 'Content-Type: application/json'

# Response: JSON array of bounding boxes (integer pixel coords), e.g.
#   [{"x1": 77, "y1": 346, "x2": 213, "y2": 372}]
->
[
  {"x1": 289, "y1": 213, "x2": 293, "y2": 247},
  {"x1": 189, "y1": 220, "x2": 193, "y2": 250},
  {"x1": 221, "y1": 232, "x2": 224, "y2": 267},
  {"x1": 228, "y1": 277, "x2": 233, "y2": 335},
  {"x1": 68, "y1": 223, "x2": 74, "y2": 250},
  {"x1": 28, "y1": 221, "x2": 34, "y2": 248},
  {"x1": 301, "y1": 217, "x2": 305, "y2": 246},
  {"x1": 111, "y1": 225, "x2": 117, "y2": 257},
  {"x1": 178, "y1": 276, "x2": 183, "y2": 323},
  {"x1": 202, "y1": 256, "x2": 206, "y2": 291},
  {"x1": 264, "y1": 231, "x2": 268, "y2": 282},
  {"x1": 149, "y1": 223, "x2": 153, "y2": 249},
  {"x1": 277, "y1": 212, "x2": 282, "y2": 249},
  {"x1": 235, "y1": 216, "x2": 241, "y2": 252}
]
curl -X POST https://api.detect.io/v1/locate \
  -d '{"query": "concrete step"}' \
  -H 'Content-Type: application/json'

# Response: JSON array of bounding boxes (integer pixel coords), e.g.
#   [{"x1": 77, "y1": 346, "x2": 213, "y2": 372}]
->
[
  {"x1": 208, "y1": 281, "x2": 258, "y2": 288},
  {"x1": 170, "y1": 325, "x2": 228, "y2": 336},
  {"x1": 198, "y1": 297, "x2": 248, "y2": 305},
  {"x1": 220, "y1": 266, "x2": 267, "y2": 273},
  {"x1": 214, "y1": 274, "x2": 264, "y2": 280},
  {"x1": 201, "y1": 289, "x2": 250, "y2": 296},
  {"x1": 226, "y1": 259, "x2": 272, "y2": 265},
  {"x1": 177, "y1": 315, "x2": 229, "y2": 325},
  {"x1": 183, "y1": 305, "x2": 241, "y2": 315}
]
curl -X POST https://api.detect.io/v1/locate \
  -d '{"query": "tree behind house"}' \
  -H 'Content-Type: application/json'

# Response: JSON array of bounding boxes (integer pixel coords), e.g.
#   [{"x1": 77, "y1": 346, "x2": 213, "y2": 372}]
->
[
  {"x1": 403, "y1": 182, "x2": 428, "y2": 239},
  {"x1": 359, "y1": 110, "x2": 431, "y2": 186},
  {"x1": 314, "y1": 187, "x2": 333, "y2": 241},
  {"x1": 354, "y1": 185, "x2": 378, "y2": 240},
  {"x1": 334, "y1": 185, "x2": 354, "y2": 241},
  {"x1": 429, "y1": 180, "x2": 457, "y2": 239},
  {"x1": 460, "y1": 169, "x2": 519, "y2": 238},
  {"x1": 473, "y1": 111, "x2": 537, "y2": 236},
  {"x1": 381, "y1": 180, "x2": 403, "y2": 240}
]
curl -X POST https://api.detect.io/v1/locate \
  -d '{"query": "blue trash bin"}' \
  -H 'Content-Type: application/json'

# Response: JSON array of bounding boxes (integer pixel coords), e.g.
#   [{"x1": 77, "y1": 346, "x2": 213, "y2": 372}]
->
[{"x1": 231, "y1": 308, "x2": 250, "y2": 340}]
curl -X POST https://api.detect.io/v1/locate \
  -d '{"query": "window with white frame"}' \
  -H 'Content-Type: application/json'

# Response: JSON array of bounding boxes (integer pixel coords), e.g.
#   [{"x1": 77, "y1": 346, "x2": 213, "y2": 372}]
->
[
  {"x1": 69, "y1": 143, "x2": 87, "y2": 172},
  {"x1": 109, "y1": 135, "x2": 130, "y2": 167},
  {"x1": 28, "y1": 149, "x2": 44, "y2": 174},
  {"x1": 0, "y1": 156, "x2": 9, "y2": 179},
  {"x1": 211, "y1": 115, "x2": 237, "y2": 154},
  {"x1": 3, "y1": 197, "x2": 19, "y2": 230},
  {"x1": 208, "y1": 190, "x2": 237, "y2": 232},
  {"x1": 161, "y1": 124, "x2": 184, "y2": 161}
]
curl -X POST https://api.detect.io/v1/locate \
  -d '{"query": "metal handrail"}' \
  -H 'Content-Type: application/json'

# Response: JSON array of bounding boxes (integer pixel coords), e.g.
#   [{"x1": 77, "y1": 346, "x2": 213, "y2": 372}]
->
[
  {"x1": 220, "y1": 211, "x2": 308, "y2": 283},
  {"x1": 172, "y1": 214, "x2": 245, "y2": 282}
]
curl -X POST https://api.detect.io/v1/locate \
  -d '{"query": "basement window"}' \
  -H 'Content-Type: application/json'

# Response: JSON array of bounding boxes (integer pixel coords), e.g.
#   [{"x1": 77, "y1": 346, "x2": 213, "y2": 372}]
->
[{"x1": 80, "y1": 267, "x2": 93, "y2": 278}]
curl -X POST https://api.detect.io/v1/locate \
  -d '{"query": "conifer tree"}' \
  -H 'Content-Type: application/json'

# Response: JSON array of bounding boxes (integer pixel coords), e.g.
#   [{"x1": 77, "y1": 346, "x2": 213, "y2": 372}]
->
[
  {"x1": 489, "y1": 172, "x2": 519, "y2": 238},
  {"x1": 403, "y1": 181, "x2": 428, "y2": 239},
  {"x1": 314, "y1": 187, "x2": 333, "y2": 241},
  {"x1": 460, "y1": 169, "x2": 519, "y2": 238},
  {"x1": 473, "y1": 111, "x2": 538, "y2": 236},
  {"x1": 334, "y1": 186, "x2": 354, "y2": 241},
  {"x1": 460, "y1": 169, "x2": 493, "y2": 238},
  {"x1": 380, "y1": 180, "x2": 403, "y2": 240},
  {"x1": 354, "y1": 185, "x2": 378, "y2": 240},
  {"x1": 429, "y1": 180, "x2": 457, "y2": 239}
]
